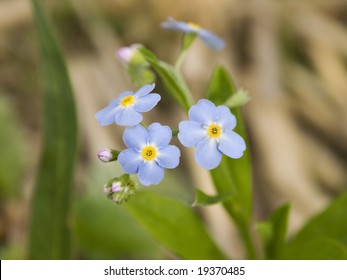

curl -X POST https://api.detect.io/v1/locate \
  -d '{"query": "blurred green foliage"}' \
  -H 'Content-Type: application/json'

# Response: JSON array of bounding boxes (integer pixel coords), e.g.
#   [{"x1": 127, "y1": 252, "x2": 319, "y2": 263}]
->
[
  {"x1": 284, "y1": 193, "x2": 347, "y2": 259},
  {"x1": 28, "y1": 0, "x2": 78, "y2": 259},
  {"x1": 72, "y1": 163, "x2": 164, "y2": 259},
  {"x1": 127, "y1": 190, "x2": 226, "y2": 260}
]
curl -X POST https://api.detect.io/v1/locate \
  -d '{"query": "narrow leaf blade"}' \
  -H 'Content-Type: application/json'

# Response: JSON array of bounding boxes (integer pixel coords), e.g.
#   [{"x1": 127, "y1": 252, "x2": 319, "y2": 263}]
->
[{"x1": 28, "y1": 0, "x2": 78, "y2": 259}]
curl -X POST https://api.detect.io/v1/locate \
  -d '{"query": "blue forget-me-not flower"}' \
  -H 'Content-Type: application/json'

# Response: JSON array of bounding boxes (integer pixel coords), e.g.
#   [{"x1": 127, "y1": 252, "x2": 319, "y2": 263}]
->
[
  {"x1": 161, "y1": 17, "x2": 225, "y2": 50},
  {"x1": 95, "y1": 83, "x2": 160, "y2": 126},
  {"x1": 118, "y1": 123, "x2": 181, "y2": 186},
  {"x1": 178, "y1": 99, "x2": 246, "y2": 170}
]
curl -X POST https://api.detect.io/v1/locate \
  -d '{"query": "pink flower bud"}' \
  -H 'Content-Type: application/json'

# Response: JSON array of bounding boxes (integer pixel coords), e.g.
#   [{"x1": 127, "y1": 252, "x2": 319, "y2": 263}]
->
[
  {"x1": 116, "y1": 44, "x2": 141, "y2": 63},
  {"x1": 112, "y1": 181, "x2": 122, "y2": 193},
  {"x1": 98, "y1": 148, "x2": 112, "y2": 163}
]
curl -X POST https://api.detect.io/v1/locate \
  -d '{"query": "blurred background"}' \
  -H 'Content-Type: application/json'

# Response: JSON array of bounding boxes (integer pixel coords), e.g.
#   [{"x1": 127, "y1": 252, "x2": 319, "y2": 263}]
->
[{"x1": 1, "y1": 0, "x2": 347, "y2": 259}]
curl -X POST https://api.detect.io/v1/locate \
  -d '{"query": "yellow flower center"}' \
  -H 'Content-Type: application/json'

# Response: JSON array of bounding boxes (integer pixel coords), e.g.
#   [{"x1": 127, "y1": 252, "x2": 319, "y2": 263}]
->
[
  {"x1": 120, "y1": 95, "x2": 135, "y2": 107},
  {"x1": 207, "y1": 124, "x2": 221, "y2": 138},
  {"x1": 141, "y1": 146, "x2": 157, "y2": 161},
  {"x1": 187, "y1": 22, "x2": 200, "y2": 30}
]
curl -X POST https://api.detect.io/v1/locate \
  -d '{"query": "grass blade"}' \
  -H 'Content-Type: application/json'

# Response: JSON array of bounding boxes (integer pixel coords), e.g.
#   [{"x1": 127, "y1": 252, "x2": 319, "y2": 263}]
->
[{"x1": 28, "y1": 0, "x2": 78, "y2": 259}]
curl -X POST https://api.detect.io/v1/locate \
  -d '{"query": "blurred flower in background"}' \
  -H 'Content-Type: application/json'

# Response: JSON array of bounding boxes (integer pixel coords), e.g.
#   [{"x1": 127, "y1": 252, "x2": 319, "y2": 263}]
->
[{"x1": 161, "y1": 17, "x2": 225, "y2": 50}]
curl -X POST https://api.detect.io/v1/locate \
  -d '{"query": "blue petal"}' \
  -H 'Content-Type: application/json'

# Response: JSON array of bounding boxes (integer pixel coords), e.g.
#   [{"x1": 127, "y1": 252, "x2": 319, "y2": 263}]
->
[
  {"x1": 134, "y1": 93, "x2": 161, "y2": 112},
  {"x1": 160, "y1": 17, "x2": 193, "y2": 33},
  {"x1": 188, "y1": 99, "x2": 218, "y2": 125},
  {"x1": 123, "y1": 124, "x2": 149, "y2": 150},
  {"x1": 147, "y1": 122, "x2": 172, "y2": 148},
  {"x1": 118, "y1": 148, "x2": 142, "y2": 174},
  {"x1": 138, "y1": 162, "x2": 164, "y2": 186},
  {"x1": 95, "y1": 106, "x2": 117, "y2": 126},
  {"x1": 198, "y1": 29, "x2": 225, "y2": 50},
  {"x1": 178, "y1": 120, "x2": 207, "y2": 147},
  {"x1": 156, "y1": 145, "x2": 180, "y2": 169},
  {"x1": 115, "y1": 106, "x2": 143, "y2": 126},
  {"x1": 195, "y1": 137, "x2": 222, "y2": 170},
  {"x1": 133, "y1": 83, "x2": 155, "y2": 98},
  {"x1": 215, "y1": 105, "x2": 236, "y2": 130},
  {"x1": 218, "y1": 130, "x2": 246, "y2": 158}
]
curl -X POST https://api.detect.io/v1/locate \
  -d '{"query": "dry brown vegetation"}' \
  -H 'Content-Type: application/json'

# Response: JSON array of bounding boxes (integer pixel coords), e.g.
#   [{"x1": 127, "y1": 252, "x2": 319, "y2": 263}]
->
[{"x1": 1, "y1": 0, "x2": 347, "y2": 258}]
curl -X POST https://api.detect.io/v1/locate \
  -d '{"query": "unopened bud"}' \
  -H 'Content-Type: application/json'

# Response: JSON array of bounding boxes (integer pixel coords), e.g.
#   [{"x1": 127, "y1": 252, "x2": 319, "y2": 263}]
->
[
  {"x1": 97, "y1": 148, "x2": 120, "y2": 163},
  {"x1": 116, "y1": 44, "x2": 155, "y2": 86},
  {"x1": 112, "y1": 181, "x2": 122, "y2": 193},
  {"x1": 116, "y1": 44, "x2": 142, "y2": 64},
  {"x1": 102, "y1": 174, "x2": 137, "y2": 205}
]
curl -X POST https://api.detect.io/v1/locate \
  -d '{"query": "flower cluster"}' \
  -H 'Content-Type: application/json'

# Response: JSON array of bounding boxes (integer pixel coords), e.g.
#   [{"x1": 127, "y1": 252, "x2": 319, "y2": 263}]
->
[
  {"x1": 96, "y1": 83, "x2": 180, "y2": 188},
  {"x1": 97, "y1": 84, "x2": 245, "y2": 183},
  {"x1": 96, "y1": 19, "x2": 247, "y2": 203}
]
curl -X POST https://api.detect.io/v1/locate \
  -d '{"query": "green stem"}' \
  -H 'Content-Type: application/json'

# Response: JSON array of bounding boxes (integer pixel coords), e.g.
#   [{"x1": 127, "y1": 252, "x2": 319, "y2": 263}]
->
[
  {"x1": 222, "y1": 204, "x2": 257, "y2": 259},
  {"x1": 175, "y1": 49, "x2": 187, "y2": 71},
  {"x1": 238, "y1": 219, "x2": 257, "y2": 260},
  {"x1": 174, "y1": 69, "x2": 193, "y2": 112},
  {"x1": 172, "y1": 129, "x2": 179, "y2": 137},
  {"x1": 140, "y1": 122, "x2": 148, "y2": 128}
]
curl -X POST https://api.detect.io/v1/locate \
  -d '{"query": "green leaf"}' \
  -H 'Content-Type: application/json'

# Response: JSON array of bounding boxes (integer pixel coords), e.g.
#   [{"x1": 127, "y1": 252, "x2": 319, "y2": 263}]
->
[
  {"x1": 126, "y1": 191, "x2": 226, "y2": 260},
  {"x1": 257, "y1": 204, "x2": 291, "y2": 259},
  {"x1": 28, "y1": 0, "x2": 78, "y2": 259},
  {"x1": 139, "y1": 47, "x2": 192, "y2": 111},
  {"x1": 207, "y1": 65, "x2": 237, "y2": 106},
  {"x1": 284, "y1": 238, "x2": 347, "y2": 260},
  {"x1": 193, "y1": 189, "x2": 232, "y2": 206},
  {"x1": 285, "y1": 193, "x2": 347, "y2": 259}
]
